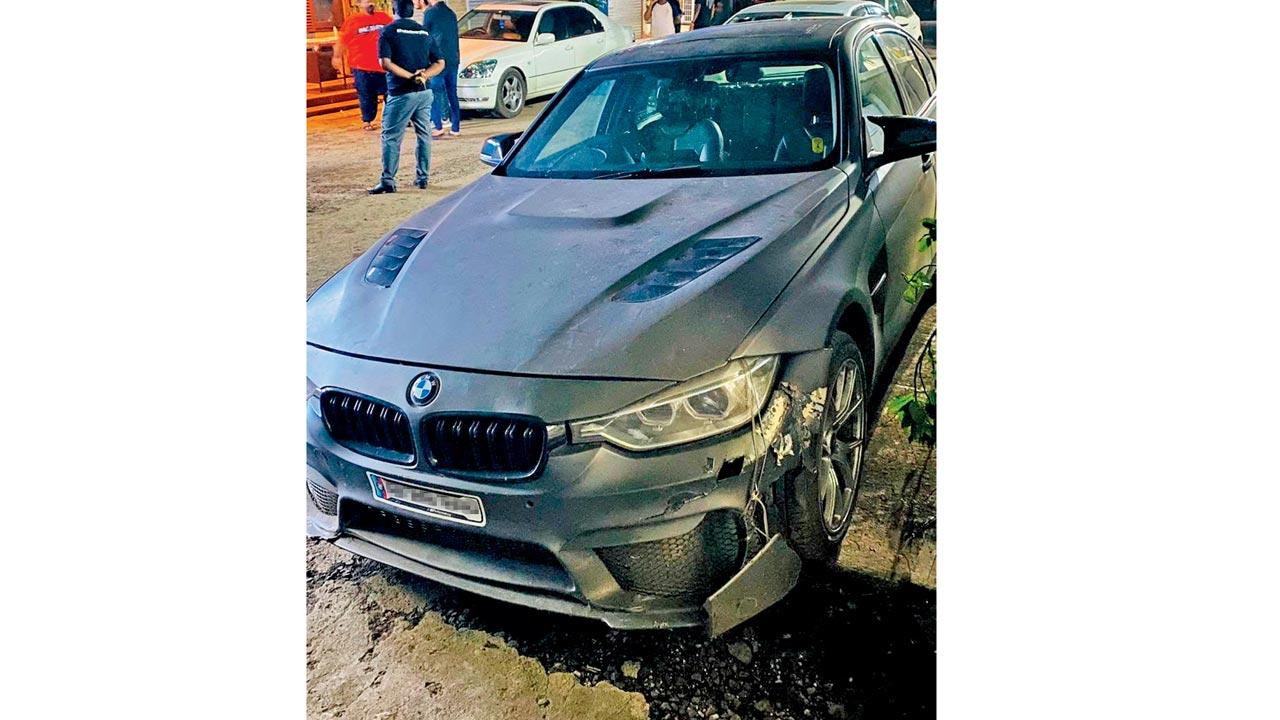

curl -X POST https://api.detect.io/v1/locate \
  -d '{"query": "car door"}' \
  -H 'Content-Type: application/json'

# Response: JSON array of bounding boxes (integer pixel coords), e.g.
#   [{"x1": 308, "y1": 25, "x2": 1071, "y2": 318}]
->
[
  {"x1": 565, "y1": 6, "x2": 608, "y2": 66},
  {"x1": 853, "y1": 30, "x2": 936, "y2": 344},
  {"x1": 529, "y1": 7, "x2": 577, "y2": 95}
]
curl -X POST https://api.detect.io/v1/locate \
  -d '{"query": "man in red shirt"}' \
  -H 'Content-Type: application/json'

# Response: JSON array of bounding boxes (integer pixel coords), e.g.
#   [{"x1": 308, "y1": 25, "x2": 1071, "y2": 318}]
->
[{"x1": 334, "y1": 2, "x2": 394, "y2": 130}]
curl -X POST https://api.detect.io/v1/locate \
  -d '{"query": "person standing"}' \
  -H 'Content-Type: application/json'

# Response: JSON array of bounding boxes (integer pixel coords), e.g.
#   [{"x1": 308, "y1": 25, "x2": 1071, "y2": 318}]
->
[
  {"x1": 710, "y1": 0, "x2": 733, "y2": 24},
  {"x1": 334, "y1": 2, "x2": 393, "y2": 131},
  {"x1": 644, "y1": 0, "x2": 676, "y2": 39},
  {"x1": 691, "y1": 0, "x2": 715, "y2": 30},
  {"x1": 420, "y1": 0, "x2": 462, "y2": 137},
  {"x1": 369, "y1": 0, "x2": 446, "y2": 194}
]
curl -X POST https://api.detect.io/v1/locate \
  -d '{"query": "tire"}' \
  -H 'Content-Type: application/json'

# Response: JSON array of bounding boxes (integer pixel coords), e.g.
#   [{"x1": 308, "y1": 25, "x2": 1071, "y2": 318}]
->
[
  {"x1": 492, "y1": 69, "x2": 525, "y2": 118},
  {"x1": 784, "y1": 331, "x2": 870, "y2": 564}
]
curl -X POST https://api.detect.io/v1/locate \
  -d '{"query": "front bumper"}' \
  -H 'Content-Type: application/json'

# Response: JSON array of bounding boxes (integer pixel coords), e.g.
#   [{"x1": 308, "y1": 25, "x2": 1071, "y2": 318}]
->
[
  {"x1": 305, "y1": 345, "x2": 828, "y2": 629},
  {"x1": 456, "y1": 78, "x2": 498, "y2": 111}
]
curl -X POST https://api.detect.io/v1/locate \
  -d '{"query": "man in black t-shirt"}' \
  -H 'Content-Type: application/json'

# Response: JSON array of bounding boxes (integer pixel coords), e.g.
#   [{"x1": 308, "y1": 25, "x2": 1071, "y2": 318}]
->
[
  {"x1": 421, "y1": 0, "x2": 462, "y2": 137},
  {"x1": 368, "y1": 0, "x2": 446, "y2": 194}
]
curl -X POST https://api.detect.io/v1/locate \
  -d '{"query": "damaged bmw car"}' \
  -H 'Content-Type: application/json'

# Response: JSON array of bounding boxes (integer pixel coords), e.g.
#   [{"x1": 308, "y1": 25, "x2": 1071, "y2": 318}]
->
[{"x1": 307, "y1": 16, "x2": 936, "y2": 634}]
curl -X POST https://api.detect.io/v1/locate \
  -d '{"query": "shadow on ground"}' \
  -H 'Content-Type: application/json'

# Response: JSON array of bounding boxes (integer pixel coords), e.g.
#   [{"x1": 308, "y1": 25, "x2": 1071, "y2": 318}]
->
[{"x1": 376, "y1": 559, "x2": 934, "y2": 720}]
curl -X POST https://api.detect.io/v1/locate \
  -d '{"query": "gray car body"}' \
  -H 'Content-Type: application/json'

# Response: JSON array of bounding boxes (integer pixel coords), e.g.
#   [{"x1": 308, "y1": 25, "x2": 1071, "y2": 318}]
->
[{"x1": 307, "y1": 16, "x2": 936, "y2": 629}]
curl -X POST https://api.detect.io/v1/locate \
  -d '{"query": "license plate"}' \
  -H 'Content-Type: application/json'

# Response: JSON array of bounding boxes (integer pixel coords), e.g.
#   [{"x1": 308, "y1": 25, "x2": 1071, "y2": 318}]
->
[{"x1": 366, "y1": 472, "x2": 486, "y2": 527}]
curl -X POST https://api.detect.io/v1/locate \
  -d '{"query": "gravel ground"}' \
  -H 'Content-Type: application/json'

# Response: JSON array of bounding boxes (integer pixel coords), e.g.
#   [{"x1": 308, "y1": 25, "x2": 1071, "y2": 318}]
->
[{"x1": 307, "y1": 104, "x2": 937, "y2": 720}]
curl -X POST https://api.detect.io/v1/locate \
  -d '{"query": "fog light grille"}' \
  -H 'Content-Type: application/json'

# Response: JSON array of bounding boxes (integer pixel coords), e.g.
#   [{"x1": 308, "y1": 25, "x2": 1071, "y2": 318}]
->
[
  {"x1": 596, "y1": 511, "x2": 744, "y2": 600},
  {"x1": 307, "y1": 475, "x2": 338, "y2": 515}
]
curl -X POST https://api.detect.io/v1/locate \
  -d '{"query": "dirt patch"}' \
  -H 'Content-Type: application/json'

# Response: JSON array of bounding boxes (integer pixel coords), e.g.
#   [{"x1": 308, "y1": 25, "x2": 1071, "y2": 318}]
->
[{"x1": 307, "y1": 543, "x2": 648, "y2": 720}]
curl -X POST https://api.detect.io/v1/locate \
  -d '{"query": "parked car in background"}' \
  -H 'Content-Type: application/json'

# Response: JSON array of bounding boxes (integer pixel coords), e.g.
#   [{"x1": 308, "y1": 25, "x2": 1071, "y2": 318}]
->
[
  {"x1": 873, "y1": 0, "x2": 924, "y2": 44},
  {"x1": 455, "y1": 0, "x2": 633, "y2": 117},
  {"x1": 726, "y1": 0, "x2": 891, "y2": 24},
  {"x1": 726, "y1": 0, "x2": 920, "y2": 45},
  {"x1": 308, "y1": 17, "x2": 936, "y2": 634}
]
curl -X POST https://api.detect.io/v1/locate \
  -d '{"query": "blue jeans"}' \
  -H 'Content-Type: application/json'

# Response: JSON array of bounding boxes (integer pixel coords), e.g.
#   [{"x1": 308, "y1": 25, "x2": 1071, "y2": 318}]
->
[
  {"x1": 380, "y1": 89, "x2": 434, "y2": 187},
  {"x1": 353, "y1": 68, "x2": 386, "y2": 123},
  {"x1": 431, "y1": 66, "x2": 461, "y2": 132}
]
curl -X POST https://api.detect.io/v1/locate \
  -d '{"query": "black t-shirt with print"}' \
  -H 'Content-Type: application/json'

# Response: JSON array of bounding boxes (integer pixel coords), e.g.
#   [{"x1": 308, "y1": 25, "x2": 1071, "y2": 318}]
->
[{"x1": 378, "y1": 18, "x2": 445, "y2": 96}]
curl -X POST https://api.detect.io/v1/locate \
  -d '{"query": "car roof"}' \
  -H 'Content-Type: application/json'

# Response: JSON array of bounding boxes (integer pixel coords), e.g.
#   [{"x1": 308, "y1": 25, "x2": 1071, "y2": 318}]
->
[
  {"x1": 734, "y1": 0, "x2": 880, "y2": 14},
  {"x1": 471, "y1": 0, "x2": 589, "y2": 10},
  {"x1": 592, "y1": 16, "x2": 881, "y2": 69}
]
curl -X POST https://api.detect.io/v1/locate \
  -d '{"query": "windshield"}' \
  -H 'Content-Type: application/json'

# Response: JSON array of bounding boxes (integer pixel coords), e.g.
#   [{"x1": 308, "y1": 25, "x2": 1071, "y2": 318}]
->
[
  {"x1": 727, "y1": 11, "x2": 837, "y2": 23},
  {"x1": 503, "y1": 55, "x2": 840, "y2": 179},
  {"x1": 458, "y1": 9, "x2": 536, "y2": 42}
]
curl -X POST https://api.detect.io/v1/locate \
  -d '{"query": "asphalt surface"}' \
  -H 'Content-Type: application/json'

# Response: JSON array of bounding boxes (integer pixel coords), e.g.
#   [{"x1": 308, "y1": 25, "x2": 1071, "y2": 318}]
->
[{"x1": 307, "y1": 100, "x2": 937, "y2": 720}]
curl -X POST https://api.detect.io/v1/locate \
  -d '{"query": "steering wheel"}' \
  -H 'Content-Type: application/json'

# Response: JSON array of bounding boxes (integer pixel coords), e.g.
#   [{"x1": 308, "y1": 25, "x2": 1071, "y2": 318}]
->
[
  {"x1": 549, "y1": 144, "x2": 609, "y2": 171},
  {"x1": 549, "y1": 135, "x2": 646, "y2": 170}
]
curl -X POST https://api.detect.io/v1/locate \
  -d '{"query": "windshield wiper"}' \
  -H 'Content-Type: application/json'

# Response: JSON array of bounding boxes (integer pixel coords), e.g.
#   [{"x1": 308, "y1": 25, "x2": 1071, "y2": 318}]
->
[{"x1": 593, "y1": 165, "x2": 708, "y2": 180}]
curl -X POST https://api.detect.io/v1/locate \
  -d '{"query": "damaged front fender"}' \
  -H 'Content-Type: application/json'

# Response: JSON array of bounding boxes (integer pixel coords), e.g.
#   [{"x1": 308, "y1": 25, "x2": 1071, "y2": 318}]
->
[{"x1": 701, "y1": 349, "x2": 832, "y2": 636}]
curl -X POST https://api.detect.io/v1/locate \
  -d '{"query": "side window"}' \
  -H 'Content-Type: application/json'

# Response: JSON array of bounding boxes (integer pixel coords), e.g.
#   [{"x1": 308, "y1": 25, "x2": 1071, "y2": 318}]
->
[
  {"x1": 537, "y1": 8, "x2": 570, "y2": 41},
  {"x1": 877, "y1": 32, "x2": 930, "y2": 112},
  {"x1": 855, "y1": 38, "x2": 904, "y2": 155},
  {"x1": 566, "y1": 7, "x2": 604, "y2": 36},
  {"x1": 912, "y1": 41, "x2": 936, "y2": 89}
]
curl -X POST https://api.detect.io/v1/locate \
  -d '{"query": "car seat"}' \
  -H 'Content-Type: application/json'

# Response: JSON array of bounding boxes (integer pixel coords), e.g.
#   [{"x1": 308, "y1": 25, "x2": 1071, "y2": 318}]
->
[
  {"x1": 773, "y1": 68, "x2": 835, "y2": 163},
  {"x1": 645, "y1": 80, "x2": 725, "y2": 163}
]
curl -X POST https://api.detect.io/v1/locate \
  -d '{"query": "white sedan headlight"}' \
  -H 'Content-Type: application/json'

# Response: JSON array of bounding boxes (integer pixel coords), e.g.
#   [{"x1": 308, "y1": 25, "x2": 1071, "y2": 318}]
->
[
  {"x1": 569, "y1": 357, "x2": 779, "y2": 451},
  {"x1": 460, "y1": 59, "x2": 498, "y2": 80}
]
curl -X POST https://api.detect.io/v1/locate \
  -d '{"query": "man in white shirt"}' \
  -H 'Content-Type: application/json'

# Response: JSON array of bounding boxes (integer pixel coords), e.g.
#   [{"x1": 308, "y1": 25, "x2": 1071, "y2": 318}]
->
[{"x1": 645, "y1": 0, "x2": 677, "y2": 39}]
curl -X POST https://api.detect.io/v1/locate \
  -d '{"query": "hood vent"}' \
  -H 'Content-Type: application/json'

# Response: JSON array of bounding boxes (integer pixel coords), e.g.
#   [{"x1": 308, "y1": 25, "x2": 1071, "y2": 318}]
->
[
  {"x1": 613, "y1": 236, "x2": 761, "y2": 303},
  {"x1": 365, "y1": 229, "x2": 427, "y2": 287}
]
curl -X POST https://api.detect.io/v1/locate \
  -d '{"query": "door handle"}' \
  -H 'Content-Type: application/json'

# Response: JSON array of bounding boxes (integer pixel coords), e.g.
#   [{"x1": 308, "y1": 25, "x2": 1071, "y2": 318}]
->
[{"x1": 922, "y1": 153, "x2": 934, "y2": 172}]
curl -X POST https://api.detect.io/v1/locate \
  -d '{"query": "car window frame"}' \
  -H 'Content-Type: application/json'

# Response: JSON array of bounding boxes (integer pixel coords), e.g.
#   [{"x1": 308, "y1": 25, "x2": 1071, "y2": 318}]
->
[
  {"x1": 910, "y1": 34, "x2": 935, "y2": 90},
  {"x1": 850, "y1": 31, "x2": 908, "y2": 162},
  {"x1": 874, "y1": 29, "x2": 930, "y2": 113}
]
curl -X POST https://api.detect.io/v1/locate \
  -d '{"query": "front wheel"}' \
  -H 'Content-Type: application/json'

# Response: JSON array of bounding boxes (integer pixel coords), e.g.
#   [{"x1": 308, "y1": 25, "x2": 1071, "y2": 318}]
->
[
  {"x1": 783, "y1": 331, "x2": 870, "y2": 563},
  {"x1": 493, "y1": 69, "x2": 525, "y2": 118}
]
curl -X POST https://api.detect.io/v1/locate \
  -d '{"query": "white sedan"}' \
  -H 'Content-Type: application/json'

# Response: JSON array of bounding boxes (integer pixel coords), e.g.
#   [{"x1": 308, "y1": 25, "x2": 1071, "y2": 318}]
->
[
  {"x1": 726, "y1": 0, "x2": 923, "y2": 45},
  {"x1": 455, "y1": 1, "x2": 633, "y2": 118}
]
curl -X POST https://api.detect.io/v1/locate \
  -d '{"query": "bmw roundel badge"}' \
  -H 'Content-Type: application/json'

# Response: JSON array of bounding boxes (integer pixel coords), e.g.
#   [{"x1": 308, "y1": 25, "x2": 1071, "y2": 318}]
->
[{"x1": 407, "y1": 372, "x2": 441, "y2": 407}]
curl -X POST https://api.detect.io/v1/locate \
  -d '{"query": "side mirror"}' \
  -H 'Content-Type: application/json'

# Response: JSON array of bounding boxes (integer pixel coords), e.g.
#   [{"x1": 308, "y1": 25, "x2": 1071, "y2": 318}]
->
[
  {"x1": 480, "y1": 131, "x2": 522, "y2": 167},
  {"x1": 864, "y1": 115, "x2": 935, "y2": 173},
  {"x1": 535, "y1": 32, "x2": 556, "y2": 46}
]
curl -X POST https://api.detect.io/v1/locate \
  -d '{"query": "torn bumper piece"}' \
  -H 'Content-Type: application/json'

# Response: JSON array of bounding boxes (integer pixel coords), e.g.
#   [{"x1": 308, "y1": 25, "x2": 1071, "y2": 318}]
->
[{"x1": 704, "y1": 534, "x2": 803, "y2": 637}]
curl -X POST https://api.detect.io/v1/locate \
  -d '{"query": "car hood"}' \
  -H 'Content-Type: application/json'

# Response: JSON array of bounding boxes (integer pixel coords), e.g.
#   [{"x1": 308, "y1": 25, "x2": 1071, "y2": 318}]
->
[
  {"x1": 458, "y1": 39, "x2": 525, "y2": 68},
  {"x1": 307, "y1": 170, "x2": 849, "y2": 381}
]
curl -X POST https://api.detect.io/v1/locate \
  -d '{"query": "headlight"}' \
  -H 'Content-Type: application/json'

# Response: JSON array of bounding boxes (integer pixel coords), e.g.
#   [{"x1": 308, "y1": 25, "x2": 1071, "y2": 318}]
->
[
  {"x1": 460, "y1": 59, "x2": 498, "y2": 80},
  {"x1": 569, "y1": 357, "x2": 779, "y2": 451}
]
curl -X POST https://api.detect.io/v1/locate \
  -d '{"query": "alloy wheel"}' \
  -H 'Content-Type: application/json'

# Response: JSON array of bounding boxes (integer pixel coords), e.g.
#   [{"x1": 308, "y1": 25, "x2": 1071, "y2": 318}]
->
[
  {"x1": 817, "y1": 357, "x2": 866, "y2": 537},
  {"x1": 501, "y1": 76, "x2": 523, "y2": 115}
]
